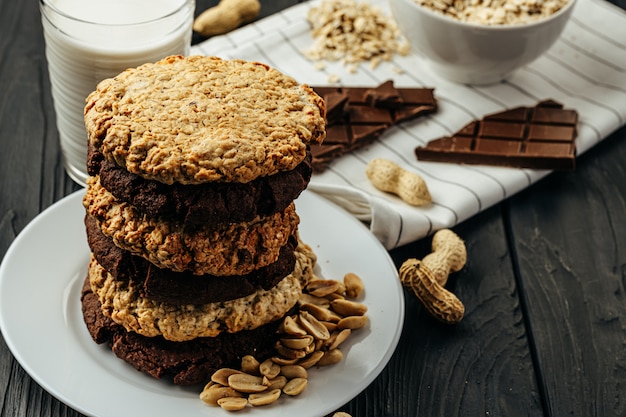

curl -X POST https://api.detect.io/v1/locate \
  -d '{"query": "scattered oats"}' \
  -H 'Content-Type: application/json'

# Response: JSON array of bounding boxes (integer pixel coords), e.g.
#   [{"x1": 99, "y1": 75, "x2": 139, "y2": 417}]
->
[
  {"x1": 328, "y1": 74, "x2": 340, "y2": 83},
  {"x1": 412, "y1": 0, "x2": 570, "y2": 24},
  {"x1": 369, "y1": 56, "x2": 382, "y2": 70},
  {"x1": 398, "y1": 41, "x2": 411, "y2": 56},
  {"x1": 347, "y1": 64, "x2": 358, "y2": 74},
  {"x1": 392, "y1": 66, "x2": 405, "y2": 74},
  {"x1": 304, "y1": 0, "x2": 408, "y2": 72},
  {"x1": 314, "y1": 61, "x2": 327, "y2": 71}
]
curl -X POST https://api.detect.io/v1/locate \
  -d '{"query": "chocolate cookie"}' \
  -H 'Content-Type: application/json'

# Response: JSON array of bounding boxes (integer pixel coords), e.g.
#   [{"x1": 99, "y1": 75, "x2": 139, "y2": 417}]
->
[
  {"x1": 81, "y1": 278, "x2": 283, "y2": 385},
  {"x1": 87, "y1": 144, "x2": 313, "y2": 228},
  {"x1": 83, "y1": 175, "x2": 300, "y2": 276},
  {"x1": 85, "y1": 214, "x2": 297, "y2": 305},
  {"x1": 84, "y1": 55, "x2": 326, "y2": 185}
]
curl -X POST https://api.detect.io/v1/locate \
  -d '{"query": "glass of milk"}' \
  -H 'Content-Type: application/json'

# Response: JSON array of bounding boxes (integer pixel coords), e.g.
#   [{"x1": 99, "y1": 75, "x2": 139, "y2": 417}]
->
[{"x1": 40, "y1": 0, "x2": 195, "y2": 186}]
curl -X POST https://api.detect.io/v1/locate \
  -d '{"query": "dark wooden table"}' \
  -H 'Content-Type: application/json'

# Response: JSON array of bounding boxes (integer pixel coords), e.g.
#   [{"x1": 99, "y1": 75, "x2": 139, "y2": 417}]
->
[{"x1": 2, "y1": 0, "x2": 626, "y2": 416}]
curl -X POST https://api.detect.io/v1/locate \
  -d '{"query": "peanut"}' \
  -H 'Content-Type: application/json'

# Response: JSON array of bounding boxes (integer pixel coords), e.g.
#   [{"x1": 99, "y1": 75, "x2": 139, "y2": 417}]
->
[
  {"x1": 200, "y1": 382, "x2": 242, "y2": 406},
  {"x1": 337, "y1": 315, "x2": 369, "y2": 330},
  {"x1": 298, "y1": 351, "x2": 325, "y2": 369},
  {"x1": 298, "y1": 311, "x2": 331, "y2": 341},
  {"x1": 306, "y1": 279, "x2": 343, "y2": 297},
  {"x1": 193, "y1": 0, "x2": 260, "y2": 37},
  {"x1": 241, "y1": 355, "x2": 260, "y2": 375},
  {"x1": 248, "y1": 388, "x2": 281, "y2": 407},
  {"x1": 365, "y1": 158, "x2": 432, "y2": 206},
  {"x1": 299, "y1": 302, "x2": 335, "y2": 322},
  {"x1": 275, "y1": 342, "x2": 308, "y2": 360},
  {"x1": 259, "y1": 359, "x2": 281, "y2": 379},
  {"x1": 264, "y1": 375, "x2": 288, "y2": 390},
  {"x1": 328, "y1": 328, "x2": 351, "y2": 350},
  {"x1": 211, "y1": 368, "x2": 242, "y2": 386},
  {"x1": 281, "y1": 315, "x2": 308, "y2": 337},
  {"x1": 283, "y1": 378, "x2": 308, "y2": 396},
  {"x1": 280, "y1": 365, "x2": 308, "y2": 379},
  {"x1": 217, "y1": 397, "x2": 248, "y2": 411},
  {"x1": 330, "y1": 299, "x2": 368, "y2": 316},
  {"x1": 317, "y1": 348, "x2": 343, "y2": 366},
  {"x1": 227, "y1": 373, "x2": 267, "y2": 393},
  {"x1": 322, "y1": 321, "x2": 338, "y2": 332},
  {"x1": 271, "y1": 356, "x2": 299, "y2": 366},
  {"x1": 344, "y1": 272, "x2": 364, "y2": 299},
  {"x1": 298, "y1": 293, "x2": 331, "y2": 308},
  {"x1": 399, "y1": 229, "x2": 467, "y2": 324},
  {"x1": 280, "y1": 335, "x2": 314, "y2": 350}
]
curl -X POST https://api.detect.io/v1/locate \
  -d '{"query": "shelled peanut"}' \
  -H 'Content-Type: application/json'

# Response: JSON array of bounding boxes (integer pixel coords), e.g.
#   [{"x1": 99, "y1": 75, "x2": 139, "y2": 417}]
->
[{"x1": 200, "y1": 272, "x2": 368, "y2": 411}]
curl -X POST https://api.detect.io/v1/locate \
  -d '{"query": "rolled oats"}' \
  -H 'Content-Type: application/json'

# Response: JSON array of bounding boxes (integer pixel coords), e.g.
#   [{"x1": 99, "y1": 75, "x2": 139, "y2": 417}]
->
[
  {"x1": 304, "y1": 0, "x2": 410, "y2": 71},
  {"x1": 413, "y1": 0, "x2": 571, "y2": 25}
]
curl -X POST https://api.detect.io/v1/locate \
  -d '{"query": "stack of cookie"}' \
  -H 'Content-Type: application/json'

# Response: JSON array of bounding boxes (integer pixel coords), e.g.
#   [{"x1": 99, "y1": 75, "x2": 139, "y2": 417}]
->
[{"x1": 79, "y1": 55, "x2": 326, "y2": 385}]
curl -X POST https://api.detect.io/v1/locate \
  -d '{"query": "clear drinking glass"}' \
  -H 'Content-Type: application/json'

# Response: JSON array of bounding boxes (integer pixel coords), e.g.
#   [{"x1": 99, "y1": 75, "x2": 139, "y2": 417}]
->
[{"x1": 40, "y1": 0, "x2": 195, "y2": 186}]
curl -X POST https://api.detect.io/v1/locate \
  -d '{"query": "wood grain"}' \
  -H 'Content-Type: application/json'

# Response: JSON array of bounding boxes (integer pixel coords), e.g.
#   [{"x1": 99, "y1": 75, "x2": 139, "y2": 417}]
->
[
  {"x1": 360, "y1": 205, "x2": 543, "y2": 417},
  {"x1": 508, "y1": 128, "x2": 626, "y2": 417},
  {"x1": 1, "y1": 0, "x2": 626, "y2": 416}
]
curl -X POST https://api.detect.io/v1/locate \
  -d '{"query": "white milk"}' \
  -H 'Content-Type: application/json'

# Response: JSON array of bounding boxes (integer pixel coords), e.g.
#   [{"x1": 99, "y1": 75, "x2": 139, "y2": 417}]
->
[{"x1": 40, "y1": 0, "x2": 194, "y2": 185}]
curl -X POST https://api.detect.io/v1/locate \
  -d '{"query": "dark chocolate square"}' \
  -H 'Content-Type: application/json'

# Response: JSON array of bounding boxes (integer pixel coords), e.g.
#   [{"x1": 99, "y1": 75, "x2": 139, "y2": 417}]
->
[
  {"x1": 415, "y1": 100, "x2": 578, "y2": 170},
  {"x1": 311, "y1": 81, "x2": 438, "y2": 171}
]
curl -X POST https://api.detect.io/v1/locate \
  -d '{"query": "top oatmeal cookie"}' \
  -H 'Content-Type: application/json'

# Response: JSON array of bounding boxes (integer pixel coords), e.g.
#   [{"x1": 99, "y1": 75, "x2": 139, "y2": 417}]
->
[{"x1": 84, "y1": 55, "x2": 326, "y2": 185}]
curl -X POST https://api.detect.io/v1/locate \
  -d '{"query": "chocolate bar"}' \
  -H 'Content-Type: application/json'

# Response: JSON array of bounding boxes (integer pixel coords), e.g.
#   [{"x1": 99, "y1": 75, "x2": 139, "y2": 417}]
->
[
  {"x1": 311, "y1": 81, "x2": 437, "y2": 171},
  {"x1": 414, "y1": 100, "x2": 577, "y2": 170}
]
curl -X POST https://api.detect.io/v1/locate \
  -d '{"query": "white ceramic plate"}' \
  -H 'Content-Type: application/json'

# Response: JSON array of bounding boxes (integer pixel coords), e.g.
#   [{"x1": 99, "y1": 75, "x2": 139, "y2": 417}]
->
[{"x1": 0, "y1": 190, "x2": 404, "y2": 417}]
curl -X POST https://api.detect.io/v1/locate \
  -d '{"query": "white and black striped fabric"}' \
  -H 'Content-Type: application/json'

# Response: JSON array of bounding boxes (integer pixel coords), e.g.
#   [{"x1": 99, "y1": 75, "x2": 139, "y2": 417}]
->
[{"x1": 192, "y1": 0, "x2": 626, "y2": 249}]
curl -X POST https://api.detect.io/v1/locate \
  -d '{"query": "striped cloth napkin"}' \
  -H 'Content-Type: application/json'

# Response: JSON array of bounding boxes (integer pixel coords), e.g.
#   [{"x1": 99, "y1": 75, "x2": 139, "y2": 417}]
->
[{"x1": 192, "y1": 0, "x2": 626, "y2": 249}]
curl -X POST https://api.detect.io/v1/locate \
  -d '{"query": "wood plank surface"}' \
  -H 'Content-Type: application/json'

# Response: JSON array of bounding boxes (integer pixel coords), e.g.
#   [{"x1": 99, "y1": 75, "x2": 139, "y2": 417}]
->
[
  {"x1": 346, "y1": 205, "x2": 543, "y2": 417},
  {"x1": 507, "y1": 127, "x2": 626, "y2": 417},
  {"x1": 1, "y1": 0, "x2": 625, "y2": 416}
]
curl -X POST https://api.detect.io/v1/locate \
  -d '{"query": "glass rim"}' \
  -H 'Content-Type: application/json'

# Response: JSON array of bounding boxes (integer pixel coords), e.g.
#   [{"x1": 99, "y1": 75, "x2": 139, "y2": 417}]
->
[{"x1": 39, "y1": 0, "x2": 193, "y2": 27}]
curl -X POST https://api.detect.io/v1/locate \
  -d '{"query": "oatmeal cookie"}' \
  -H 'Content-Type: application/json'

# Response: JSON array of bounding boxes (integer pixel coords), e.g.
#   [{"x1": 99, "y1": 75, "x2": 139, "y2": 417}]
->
[
  {"x1": 83, "y1": 175, "x2": 299, "y2": 276},
  {"x1": 84, "y1": 55, "x2": 326, "y2": 185},
  {"x1": 85, "y1": 214, "x2": 298, "y2": 305},
  {"x1": 88, "y1": 241, "x2": 315, "y2": 342},
  {"x1": 81, "y1": 278, "x2": 283, "y2": 385}
]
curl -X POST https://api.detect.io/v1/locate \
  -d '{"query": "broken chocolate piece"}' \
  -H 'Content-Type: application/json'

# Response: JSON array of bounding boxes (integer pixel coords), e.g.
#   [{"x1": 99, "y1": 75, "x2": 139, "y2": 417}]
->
[
  {"x1": 316, "y1": 88, "x2": 349, "y2": 124},
  {"x1": 414, "y1": 100, "x2": 577, "y2": 170},
  {"x1": 364, "y1": 80, "x2": 402, "y2": 108},
  {"x1": 311, "y1": 81, "x2": 437, "y2": 171},
  {"x1": 394, "y1": 87, "x2": 439, "y2": 123}
]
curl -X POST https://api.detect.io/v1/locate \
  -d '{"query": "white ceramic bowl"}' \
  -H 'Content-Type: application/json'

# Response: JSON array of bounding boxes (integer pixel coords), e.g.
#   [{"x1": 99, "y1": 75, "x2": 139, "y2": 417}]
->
[{"x1": 389, "y1": 0, "x2": 577, "y2": 85}]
